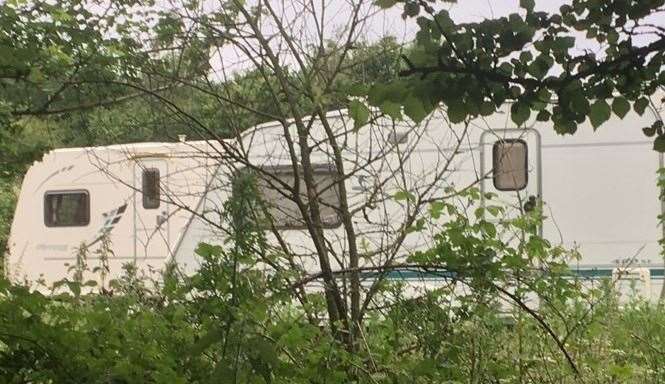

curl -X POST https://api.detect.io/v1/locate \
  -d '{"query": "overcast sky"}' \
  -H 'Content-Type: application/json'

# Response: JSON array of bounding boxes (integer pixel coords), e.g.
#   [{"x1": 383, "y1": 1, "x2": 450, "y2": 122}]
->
[{"x1": 207, "y1": 0, "x2": 663, "y2": 79}]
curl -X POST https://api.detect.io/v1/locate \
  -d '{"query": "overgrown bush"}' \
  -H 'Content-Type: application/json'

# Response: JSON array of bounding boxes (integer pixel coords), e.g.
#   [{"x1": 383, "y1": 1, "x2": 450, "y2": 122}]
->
[
  {"x1": 1, "y1": 186, "x2": 664, "y2": 383},
  {"x1": 0, "y1": 257, "x2": 664, "y2": 383}
]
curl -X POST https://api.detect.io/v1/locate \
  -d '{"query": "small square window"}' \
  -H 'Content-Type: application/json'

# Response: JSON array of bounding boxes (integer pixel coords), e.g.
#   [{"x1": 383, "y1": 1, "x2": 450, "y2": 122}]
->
[
  {"x1": 142, "y1": 168, "x2": 160, "y2": 209},
  {"x1": 493, "y1": 139, "x2": 528, "y2": 191},
  {"x1": 44, "y1": 191, "x2": 90, "y2": 227}
]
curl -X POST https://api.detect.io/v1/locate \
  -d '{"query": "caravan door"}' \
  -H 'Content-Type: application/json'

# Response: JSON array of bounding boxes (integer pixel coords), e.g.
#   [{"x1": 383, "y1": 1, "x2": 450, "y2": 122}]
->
[
  {"x1": 480, "y1": 129, "x2": 542, "y2": 222},
  {"x1": 133, "y1": 158, "x2": 171, "y2": 262}
]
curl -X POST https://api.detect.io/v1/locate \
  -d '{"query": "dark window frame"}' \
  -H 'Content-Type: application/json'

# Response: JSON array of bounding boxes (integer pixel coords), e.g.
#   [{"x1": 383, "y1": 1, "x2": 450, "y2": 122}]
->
[
  {"x1": 44, "y1": 190, "x2": 90, "y2": 227},
  {"x1": 142, "y1": 168, "x2": 161, "y2": 209},
  {"x1": 492, "y1": 139, "x2": 528, "y2": 191}
]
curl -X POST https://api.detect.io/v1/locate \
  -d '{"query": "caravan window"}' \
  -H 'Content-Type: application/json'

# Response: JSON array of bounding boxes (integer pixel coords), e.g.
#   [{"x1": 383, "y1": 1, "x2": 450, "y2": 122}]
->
[
  {"x1": 493, "y1": 139, "x2": 528, "y2": 191},
  {"x1": 142, "y1": 168, "x2": 160, "y2": 209},
  {"x1": 44, "y1": 191, "x2": 90, "y2": 227},
  {"x1": 256, "y1": 165, "x2": 341, "y2": 229}
]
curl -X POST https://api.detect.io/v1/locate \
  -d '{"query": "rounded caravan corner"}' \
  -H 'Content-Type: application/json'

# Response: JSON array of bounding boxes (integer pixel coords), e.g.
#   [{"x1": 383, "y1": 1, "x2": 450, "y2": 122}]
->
[{"x1": 6, "y1": 140, "x2": 219, "y2": 287}]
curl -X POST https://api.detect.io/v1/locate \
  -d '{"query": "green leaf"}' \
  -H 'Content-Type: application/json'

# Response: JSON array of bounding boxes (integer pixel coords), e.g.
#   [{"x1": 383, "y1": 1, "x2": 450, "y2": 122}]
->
[
  {"x1": 611, "y1": 96, "x2": 630, "y2": 119},
  {"x1": 349, "y1": 100, "x2": 370, "y2": 130},
  {"x1": 446, "y1": 100, "x2": 467, "y2": 123},
  {"x1": 479, "y1": 101, "x2": 495, "y2": 116},
  {"x1": 519, "y1": 0, "x2": 535, "y2": 12},
  {"x1": 553, "y1": 36, "x2": 575, "y2": 50},
  {"x1": 347, "y1": 83, "x2": 368, "y2": 97},
  {"x1": 607, "y1": 30, "x2": 619, "y2": 44},
  {"x1": 589, "y1": 99, "x2": 611, "y2": 129},
  {"x1": 536, "y1": 109, "x2": 551, "y2": 122},
  {"x1": 634, "y1": 97, "x2": 649, "y2": 115},
  {"x1": 527, "y1": 54, "x2": 553, "y2": 79},
  {"x1": 429, "y1": 201, "x2": 446, "y2": 219},
  {"x1": 511, "y1": 102, "x2": 531, "y2": 126},
  {"x1": 381, "y1": 101, "x2": 402, "y2": 120},
  {"x1": 374, "y1": 0, "x2": 397, "y2": 8},
  {"x1": 654, "y1": 135, "x2": 665, "y2": 152},
  {"x1": 403, "y1": 96, "x2": 427, "y2": 123},
  {"x1": 367, "y1": 84, "x2": 387, "y2": 105},
  {"x1": 499, "y1": 62, "x2": 514, "y2": 76},
  {"x1": 434, "y1": 10, "x2": 455, "y2": 33},
  {"x1": 480, "y1": 221, "x2": 497, "y2": 238},
  {"x1": 195, "y1": 242, "x2": 223, "y2": 257},
  {"x1": 403, "y1": 2, "x2": 420, "y2": 17},
  {"x1": 519, "y1": 51, "x2": 533, "y2": 63},
  {"x1": 394, "y1": 190, "x2": 415, "y2": 202},
  {"x1": 66, "y1": 281, "x2": 81, "y2": 297},
  {"x1": 643, "y1": 126, "x2": 657, "y2": 137}
]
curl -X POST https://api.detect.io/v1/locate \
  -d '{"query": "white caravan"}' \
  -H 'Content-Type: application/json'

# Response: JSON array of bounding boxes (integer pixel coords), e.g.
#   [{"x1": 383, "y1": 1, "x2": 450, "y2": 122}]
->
[{"x1": 5, "y1": 105, "x2": 664, "y2": 300}]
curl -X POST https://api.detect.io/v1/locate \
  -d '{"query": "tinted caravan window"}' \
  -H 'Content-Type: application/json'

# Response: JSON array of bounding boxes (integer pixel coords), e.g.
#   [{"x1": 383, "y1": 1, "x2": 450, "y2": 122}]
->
[
  {"x1": 142, "y1": 168, "x2": 160, "y2": 209},
  {"x1": 493, "y1": 139, "x2": 528, "y2": 191},
  {"x1": 44, "y1": 191, "x2": 90, "y2": 227},
  {"x1": 256, "y1": 166, "x2": 341, "y2": 229}
]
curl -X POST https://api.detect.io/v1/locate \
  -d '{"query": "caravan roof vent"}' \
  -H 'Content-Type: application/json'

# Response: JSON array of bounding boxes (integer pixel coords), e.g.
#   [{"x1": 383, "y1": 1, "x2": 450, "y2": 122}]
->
[{"x1": 178, "y1": 134, "x2": 187, "y2": 142}]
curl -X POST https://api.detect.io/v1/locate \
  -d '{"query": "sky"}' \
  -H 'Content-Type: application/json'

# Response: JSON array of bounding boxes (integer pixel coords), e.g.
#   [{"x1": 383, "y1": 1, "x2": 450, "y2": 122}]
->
[{"x1": 205, "y1": 0, "x2": 664, "y2": 80}]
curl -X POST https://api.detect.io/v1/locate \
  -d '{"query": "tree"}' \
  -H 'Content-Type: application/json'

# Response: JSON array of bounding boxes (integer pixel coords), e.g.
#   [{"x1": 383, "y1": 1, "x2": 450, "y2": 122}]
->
[
  {"x1": 54, "y1": 2, "x2": 592, "y2": 378},
  {"x1": 368, "y1": 0, "x2": 665, "y2": 150}
]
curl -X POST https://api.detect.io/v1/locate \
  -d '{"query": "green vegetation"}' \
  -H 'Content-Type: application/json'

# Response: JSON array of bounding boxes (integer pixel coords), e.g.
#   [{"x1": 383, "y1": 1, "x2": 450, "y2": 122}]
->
[
  {"x1": 1, "y1": 182, "x2": 664, "y2": 383},
  {"x1": 7, "y1": 276, "x2": 665, "y2": 384},
  {"x1": 1, "y1": 189, "x2": 664, "y2": 383}
]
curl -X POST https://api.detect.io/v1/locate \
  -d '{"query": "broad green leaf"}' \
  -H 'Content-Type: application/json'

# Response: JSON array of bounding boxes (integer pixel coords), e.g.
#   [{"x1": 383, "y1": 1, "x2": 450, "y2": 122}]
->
[
  {"x1": 611, "y1": 96, "x2": 630, "y2": 119},
  {"x1": 480, "y1": 221, "x2": 497, "y2": 238},
  {"x1": 447, "y1": 100, "x2": 467, "y2": 123},
  {"x1": 511, "y1": 102, "x2": 531, "y2": 126},
  {"x1": 381, "y1": 101, "x2": 402, "y2": 120},
  {"x1": 434, "y1": 10, "x2": 455, "y2": 33},
  {"x1": 347, "y1": 83, "x2": 368, "y2": 97},
  {"x1": 349, "y1": 100, "x2": 370, "y2": 130},
  {"x1": 654, "y1": 135, "x2": 665, "y2": 152},
  {"x1": 589, "y1": 99, "x2": 611, "y2": 129},
  {"x1": 643, "y1": 125, "x2": 657, "y2": 137},
  {"x1": 527, "y1": 54, "x2": 553, "y2": 79},
  {"x1": 429, "y1": 201, "x2": 446, "y2": 219},
  {"x1": 394, "y1": 190, "x2": 415, "y2": 202},
  {"x1": 403, "y1": 2, "x2": 420, "y2": 17},
  {"x1": 519, "y1": 51, "x2": 533, "y2": 63},
  {"x1": 519, "y1": 0, "x2": 535, "y2": 12},
  {"x1": 374, "y1": 0, "x2": 397, "y2": 8},
  {"x1": 634, "y1": 97, "x2": 650, "y2": 115},
  {"x1": 479, "y1": 101, "x2": 495, "y2": 116},
  {"x1": 404, "y1": 96, "x2": 427, "y2": 123}
]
